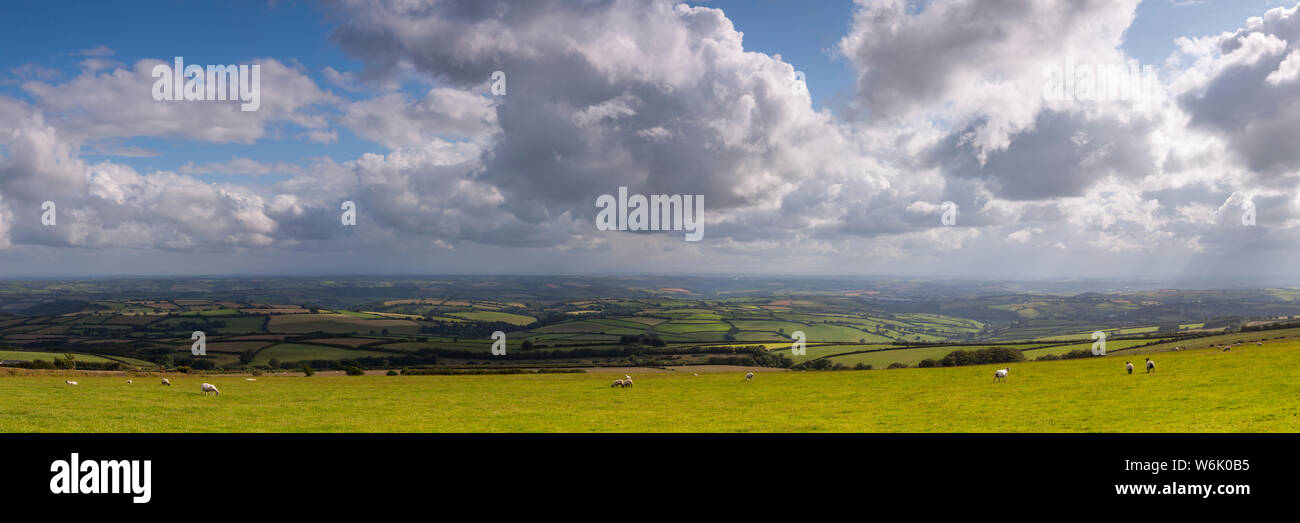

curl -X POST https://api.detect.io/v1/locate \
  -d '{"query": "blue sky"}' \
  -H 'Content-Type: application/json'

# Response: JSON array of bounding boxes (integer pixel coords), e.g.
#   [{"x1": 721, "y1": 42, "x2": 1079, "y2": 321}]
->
[{"x1": 0, "y1": 0, "x2": 1267, "y2": 179}]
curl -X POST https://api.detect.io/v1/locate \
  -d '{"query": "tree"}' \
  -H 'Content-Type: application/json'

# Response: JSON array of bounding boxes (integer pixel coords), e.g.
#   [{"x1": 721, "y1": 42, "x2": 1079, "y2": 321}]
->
[
  {"x1": 238, "y1": 350, "x2": 255, "y2": 365},
  {"x1": 301, "y1": 364, "x2": 315, "y2": 377}
]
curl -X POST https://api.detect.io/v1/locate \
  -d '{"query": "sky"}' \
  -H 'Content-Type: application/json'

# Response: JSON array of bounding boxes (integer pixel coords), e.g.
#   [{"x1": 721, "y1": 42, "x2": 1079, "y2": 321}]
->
[{"x1": 1, "y1": 0, "x2": 1299, "y2": 282}]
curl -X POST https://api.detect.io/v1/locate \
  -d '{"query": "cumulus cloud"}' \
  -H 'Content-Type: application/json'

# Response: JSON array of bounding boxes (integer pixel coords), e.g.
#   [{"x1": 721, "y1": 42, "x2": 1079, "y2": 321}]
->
[
  {"x1": 0, "y1": 105, "x2": 280, "y2": 251},
  {"x1": 21, "y1": 57, "x2": 339, "y2": 144},
  {"x1": 1172, "y1": 4, "x2": 1300, "y2": 177},
  {"x1": 1, "y1": 0, "x2": 1299, "y2": 280},
  {"x1": 838, "y1": 0, "x2": 1142, "y2": 158}
]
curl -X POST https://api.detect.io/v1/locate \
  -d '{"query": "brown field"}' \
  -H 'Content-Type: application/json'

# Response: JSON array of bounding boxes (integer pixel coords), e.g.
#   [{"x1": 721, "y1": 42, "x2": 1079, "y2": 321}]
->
[
  {"x1": 239, "y1": 308, "x2": 310, "y2": 315},
  {"x1": 381, "y1": 299, "x2": 443, "y2": 306}
]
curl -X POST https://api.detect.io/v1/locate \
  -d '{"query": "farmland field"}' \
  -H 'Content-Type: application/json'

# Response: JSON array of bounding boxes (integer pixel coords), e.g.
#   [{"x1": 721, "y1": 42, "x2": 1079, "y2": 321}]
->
[
  {"x1": 3, "y1": 342, "x2": 1297, "y2": 432},
  {"x1": 250, "y1": 343, "x2": 393, "y2": 365}
]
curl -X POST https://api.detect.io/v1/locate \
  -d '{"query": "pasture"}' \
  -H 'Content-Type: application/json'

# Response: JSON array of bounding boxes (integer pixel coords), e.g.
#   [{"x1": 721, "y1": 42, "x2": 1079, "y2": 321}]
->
[{"x1": 2, "y1": 341, "x2": 1296, "y2": 432}]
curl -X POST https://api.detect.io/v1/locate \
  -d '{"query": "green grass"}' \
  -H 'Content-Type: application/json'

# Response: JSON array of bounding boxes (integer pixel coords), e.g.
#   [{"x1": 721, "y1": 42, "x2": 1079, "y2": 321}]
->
[
  {"x1": 652, "y1": 321, "x2": 730, "y2": 334},
  {"x1": 250, "y1": 343, "x2": 392, "y2": 365},
  {"x1": 3, "y1": 341, "x2": 1298, "y2": 432},
  {"x1": 447, "y1": 311, "x2": 536, "y2": 326},
  {"x1": 0, "y1": 350, "x2": 131, "y2": 365}
]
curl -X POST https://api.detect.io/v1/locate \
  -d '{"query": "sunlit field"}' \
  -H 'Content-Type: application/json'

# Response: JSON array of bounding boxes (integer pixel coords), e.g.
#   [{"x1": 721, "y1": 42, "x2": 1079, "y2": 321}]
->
[{"x1": 3, "y1": 341, "x2": 1296, "y2": 432}]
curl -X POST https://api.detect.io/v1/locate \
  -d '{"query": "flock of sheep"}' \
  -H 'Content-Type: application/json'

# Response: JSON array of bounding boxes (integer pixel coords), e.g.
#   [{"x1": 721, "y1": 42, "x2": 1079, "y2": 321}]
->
[
  {"x1": 65, "y1": 341, "x2": 1271, "y2": 392},
  {"x1": 993, "y1": 357, "x2": 1159, "y2": 383},
  {"x1": 65, "y1": 377, "x2": 221, "y2": 396},
  {"x1": 995, "y1": 340, "x2": 1266, "y2": 382},
  {"x1": 611, "y1": 371, "x2": 757, "y2": 388}
]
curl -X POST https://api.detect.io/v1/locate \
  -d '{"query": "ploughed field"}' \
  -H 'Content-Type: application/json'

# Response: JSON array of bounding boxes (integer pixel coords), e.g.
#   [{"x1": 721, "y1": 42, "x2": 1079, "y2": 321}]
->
[{"x1": 3, "y1": 340, "x2": 1296, "y2": 432}]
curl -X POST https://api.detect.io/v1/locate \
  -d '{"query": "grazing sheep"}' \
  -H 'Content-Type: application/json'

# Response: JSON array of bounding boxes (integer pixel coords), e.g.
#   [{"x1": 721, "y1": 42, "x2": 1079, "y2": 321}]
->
[
  {"x1": 623, "y1": 377, "x2": 633, "y2": 387},
  {"x1": 1145, "y1": 358, "x2": 1155, "y2": 373},
  {"x1": 994, "y1": 367, "x2": 1009, "y2": 382},
  {"x1": 745, "y1": 372, "x2": 755, "y2": 382},
  {"x1": 1126, "y1": 362, "x2": 1134, "y2": 375},
  {"x1": 1256, "y1": 342, "x2": 1263, "y2": 347},
  {"x1": 200, "y1": 382, "x2": 220, "y2": 396},
  {"x1": 611, "y1": 379, "x2": 626, "y2": 388},
  {"x1": 65, "y1": 380, "x2": 78, "y2": 386},
  {"x1": 126, "y1": 379, "x2": 133, "y2": 384},
  {"x1": 1223, "y1": 346, "x2": 1231, "y2": 352},
  {"x1": 160, "y1": 378, "x2": 171, "y2": 386}
]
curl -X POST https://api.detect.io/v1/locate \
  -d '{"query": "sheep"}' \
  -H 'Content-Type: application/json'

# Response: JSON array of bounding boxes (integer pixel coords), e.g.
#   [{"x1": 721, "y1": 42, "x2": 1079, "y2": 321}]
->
[
  {"x1": 1256, "y1": 342, "x2": 1263, "y2": 347},
  {"x1": 245, "y1": 378, "x2": 256, "y2": 381},
  {"x1": 994, "y1": 367, "x2": 1009, "y2": 382},
  {"x1": 1126, "y1": 362, "x2": 1134, "y2": 375},
  {"x1": 1145, "y1": 358, "x2": 1155, "y2": 373},
  {"x1": 200, "y1": 382, "x2": 220, "y2": 396},
  {"x1": 126, "y1": 379, "x2": 133, "y2": 384},
  {"x1": 1223, "y1": 346, "x2": 1231, "y2": 352},
  {"x1": 160, "y1": 378, "x2": 171, "y2": 386},
  {"x1": 745, "y1": 372, "x2": 755, "y2": 382},
  {"x1": 65, "y1": 380, "x2": 78, "y2": 386},
  {"x1": 623, "y1": 377, "x2": 633, "y2": 387},
  {"x1": 611, "y1": 379, "x2": 626, "y2": 388}
]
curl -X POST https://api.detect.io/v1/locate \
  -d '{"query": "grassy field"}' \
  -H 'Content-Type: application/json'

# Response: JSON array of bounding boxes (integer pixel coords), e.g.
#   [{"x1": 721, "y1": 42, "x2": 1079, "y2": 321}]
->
[{"x1": 2, "y1": 341, "x2": 1297, "y2": 432}]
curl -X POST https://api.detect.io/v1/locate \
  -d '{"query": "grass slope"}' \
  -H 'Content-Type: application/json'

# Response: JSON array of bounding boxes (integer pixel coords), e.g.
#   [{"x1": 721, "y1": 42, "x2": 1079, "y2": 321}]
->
[{"x1": 2, "y1": 341, "x2": 1297, "y2": 432}]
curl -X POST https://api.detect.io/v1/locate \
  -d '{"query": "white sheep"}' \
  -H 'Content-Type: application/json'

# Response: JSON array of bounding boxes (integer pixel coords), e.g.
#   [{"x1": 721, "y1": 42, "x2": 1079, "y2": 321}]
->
[
  {"x1": 126, "y1": 379, "x2": 133, "y2": 384},
  {"x1": 623, "y1": 376, "x2": 633, "y2": 387},
  {"x1": 745, "y1": 372, "x2": 755, "y2": 382},
  {"x1": 200, "y1": 382, "x2": 220, "y2": 396},
  {"x1": 1145, "y1": 358, "x2": 1155, "y2": 373},
  {"x1": 246, "y1": 378, "x2": 256, "y2": 381},
  {"x1": 65, "y1": 380, "x2": 78, "y2": 386},
  {"x1": 1256, "y1": 342, "x2": 1263, "y2": 347},
  {"x1": 1126, "y1": 362, "x2": 1134, "y2": 375},
  {"x1": 611, "y1": 379, "x2": 626, "y2": 388},
  {"x1": 994, "y1": 367, "x2": 1009, "y2": 382},
  {"x1": 160, "y1": 378, "x2": 171, "y2": 386}
]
